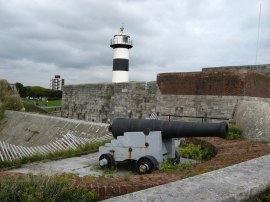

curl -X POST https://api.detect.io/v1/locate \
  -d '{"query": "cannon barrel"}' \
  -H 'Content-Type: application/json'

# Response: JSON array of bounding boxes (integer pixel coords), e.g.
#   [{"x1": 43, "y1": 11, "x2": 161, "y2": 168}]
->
[{"x1": 110, "y1": 118, "x2": 228, "y2": 139}]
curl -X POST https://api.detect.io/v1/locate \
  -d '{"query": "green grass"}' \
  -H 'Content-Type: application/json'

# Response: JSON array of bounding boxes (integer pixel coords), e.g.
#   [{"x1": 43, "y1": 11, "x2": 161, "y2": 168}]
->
[
  {"x1": 22, "y1": 99, "x2": 62, "y2": 113},
  {"x1": 0, "y1": 174, "x2": 98, "y2": 202},
  {"x1": 0, "y1": 140, "x2": 109, "y2": 170}
]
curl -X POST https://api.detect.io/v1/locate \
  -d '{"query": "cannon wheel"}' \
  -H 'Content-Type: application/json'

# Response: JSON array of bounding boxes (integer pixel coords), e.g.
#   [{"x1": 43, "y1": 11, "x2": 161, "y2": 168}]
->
[
  {"x1": 173, "y1": 151, "x2": 180, "y2": 164},
  {"x1": 167, "y1": 151, "x2": 180, "y2": 165},
  {"x1": 136, "y1": 155, "x2": 158, "y2": 175},
  {"x1": 99, "y1": 153, "x2": 115, "y2": 169}
]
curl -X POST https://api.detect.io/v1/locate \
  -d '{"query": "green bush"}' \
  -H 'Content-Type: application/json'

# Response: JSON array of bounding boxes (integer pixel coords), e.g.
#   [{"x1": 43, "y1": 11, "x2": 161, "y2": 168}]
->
[
  {"x1": 0, "y1": 104, "x2": 4, "y2": 120},
  {"x1": 227, "y1": 124, "x2": 243, "y2": 140},
  {"x1": 0, "y1": 174, "x2": 97, "y2": 202},
  {"x1": 3, "y1": 95, "x2": 24, "y2": 111},
  {"x1": 180, "y1": 144, "x2": 214, "y2": 162},
  {"x1": 0, "y1": 80, "x2": 11, "y2": 100},
  {"x1": 15, "y1": 82, "x2": 62, "y2": 99}
]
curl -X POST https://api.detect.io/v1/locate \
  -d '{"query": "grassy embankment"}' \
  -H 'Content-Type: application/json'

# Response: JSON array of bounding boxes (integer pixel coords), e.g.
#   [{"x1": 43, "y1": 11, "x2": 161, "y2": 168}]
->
[{"x1": 23, "y1": 99, "x2": 62, "y2": 113}]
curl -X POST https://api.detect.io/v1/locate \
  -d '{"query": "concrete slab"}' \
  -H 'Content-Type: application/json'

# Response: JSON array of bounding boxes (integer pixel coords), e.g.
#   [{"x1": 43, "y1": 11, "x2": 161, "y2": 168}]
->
[
  {"x1": 0, "y1": 111, "x2": 109, "y2": 147},
  {"x1": 103, "y1": 154, "x2": 270, "y2": 202},
  {"x1": 7, "y1": 153, "x2": 103, "y2": 177}
]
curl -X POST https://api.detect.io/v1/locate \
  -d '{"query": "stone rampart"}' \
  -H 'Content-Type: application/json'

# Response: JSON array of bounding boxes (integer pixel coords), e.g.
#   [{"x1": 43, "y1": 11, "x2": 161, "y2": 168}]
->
[
  {"x1": 157, "y1": 70, "x2": 270, "y2": 98},
  {"x1": 202, "y1": 64, "x2": 270, "y2": 75},
  {"x1": 61, "y1": 82, "x2": 270, "y2": 123},
  {"x1": 61, "y1": 82, "x2": 157, "y2": 123},
  {"x1": 61, "y1": 64, "x2": 270, "y2": 142}
]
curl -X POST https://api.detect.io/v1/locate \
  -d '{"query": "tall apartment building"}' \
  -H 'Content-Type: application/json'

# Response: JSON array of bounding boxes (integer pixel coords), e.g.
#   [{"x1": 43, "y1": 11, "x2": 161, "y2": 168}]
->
[{"x1": 50, "y1": 75, "x2": 65, "y2": 90}]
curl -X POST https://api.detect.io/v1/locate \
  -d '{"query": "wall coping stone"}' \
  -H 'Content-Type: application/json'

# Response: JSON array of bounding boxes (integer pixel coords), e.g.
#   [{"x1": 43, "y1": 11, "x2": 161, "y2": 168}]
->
[{"x1": 104, "y1": 154, "x2": 270, "y2": 202}]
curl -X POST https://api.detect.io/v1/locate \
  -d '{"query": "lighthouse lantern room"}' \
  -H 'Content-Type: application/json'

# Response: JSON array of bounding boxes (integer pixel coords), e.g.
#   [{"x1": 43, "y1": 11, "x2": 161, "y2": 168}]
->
[{"x1": 110, "y1": 26, "x2": 133, "y2": 83}]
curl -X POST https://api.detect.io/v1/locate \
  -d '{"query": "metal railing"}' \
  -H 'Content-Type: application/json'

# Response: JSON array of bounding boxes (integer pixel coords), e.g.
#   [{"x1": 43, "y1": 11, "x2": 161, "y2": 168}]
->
[
  {"x1": 110, "y1": 38, "x2": 133, "y2": 46},
  {"x1": 162, "y1": 113, "x2": 229, "y2": 122}
]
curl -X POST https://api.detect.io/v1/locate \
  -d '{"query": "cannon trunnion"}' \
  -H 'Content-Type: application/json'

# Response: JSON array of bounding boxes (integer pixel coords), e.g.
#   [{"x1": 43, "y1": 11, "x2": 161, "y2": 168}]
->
[{"x1": 99, "y1": 118, "x2": 228, "y2": 174}]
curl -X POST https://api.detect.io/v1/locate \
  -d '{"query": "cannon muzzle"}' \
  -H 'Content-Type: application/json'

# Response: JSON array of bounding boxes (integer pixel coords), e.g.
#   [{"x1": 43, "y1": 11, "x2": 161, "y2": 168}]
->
[{"x1": 110, "y1": 118, "x2": 228, "y2": 139}]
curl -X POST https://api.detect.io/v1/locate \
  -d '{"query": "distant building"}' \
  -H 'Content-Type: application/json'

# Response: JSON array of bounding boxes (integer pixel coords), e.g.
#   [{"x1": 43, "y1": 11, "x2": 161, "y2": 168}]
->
[{"x1": 50, "y1": 75, "x2": 64, "y2": 90}]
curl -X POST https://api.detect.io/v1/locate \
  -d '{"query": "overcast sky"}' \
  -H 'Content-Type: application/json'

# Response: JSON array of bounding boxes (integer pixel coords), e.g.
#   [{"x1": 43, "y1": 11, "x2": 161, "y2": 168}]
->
[{"x1": 0, "y1": 0, "x2": 269, "y2": 87}]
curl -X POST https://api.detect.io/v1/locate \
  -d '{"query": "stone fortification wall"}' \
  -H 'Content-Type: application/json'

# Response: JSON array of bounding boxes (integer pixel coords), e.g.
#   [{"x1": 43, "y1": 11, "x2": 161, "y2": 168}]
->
[
  {"x1": 157, "y1": 70, "x2": 270, "y2": 98},
  {"x1": 61, "y1": 82, "x2": 157, "y2": 123},
  {"x1": 202, "y1": 64, "x2": 270, "y2": 75},
  {"x1": 110, "y1": 82, "x2": 157, "y2": 120},
  {"x1": 61, "y1": 65, "x2": 270, "y2": 140},
  {"x1": 235, "y1": 101, "x2": 270, "y2": 141},
  {"x1": 61, "y1": 82, "x2": 270, "y2": 123},
  {"x1": 61, "y1": 83, "x2": 113, "y2": 122},
  {"x1": 153, "y1": 94, "x2": 269, "y2": 121},
  {"x1": 157, "y1": 71, "x2": 246, "y2": 96}
]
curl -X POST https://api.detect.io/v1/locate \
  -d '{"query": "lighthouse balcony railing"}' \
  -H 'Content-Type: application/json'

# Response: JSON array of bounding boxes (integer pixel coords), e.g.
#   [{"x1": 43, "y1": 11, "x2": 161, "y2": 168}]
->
[{"x1": 110, "y1": 38, "x2": 133, "y2": 46}]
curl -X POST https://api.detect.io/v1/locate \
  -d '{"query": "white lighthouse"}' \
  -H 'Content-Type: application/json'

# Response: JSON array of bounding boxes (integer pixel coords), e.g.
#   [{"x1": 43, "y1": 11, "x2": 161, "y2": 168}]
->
[{"x1": 110, "y1": 26, "x2": 133, "y2": 83}]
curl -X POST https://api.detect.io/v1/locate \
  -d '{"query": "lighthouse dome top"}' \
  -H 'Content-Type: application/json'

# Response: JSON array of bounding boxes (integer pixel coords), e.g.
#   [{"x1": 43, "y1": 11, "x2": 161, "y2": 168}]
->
[{"x1": 110, "y1": 26, "x2": 133, "y2": 49}]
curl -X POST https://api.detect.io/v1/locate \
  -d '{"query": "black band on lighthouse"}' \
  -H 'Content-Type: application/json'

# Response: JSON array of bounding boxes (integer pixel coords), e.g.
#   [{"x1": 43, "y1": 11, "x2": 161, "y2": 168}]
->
[{"x1": 113, "y1": 59, "x2": 129, "y2": 71}]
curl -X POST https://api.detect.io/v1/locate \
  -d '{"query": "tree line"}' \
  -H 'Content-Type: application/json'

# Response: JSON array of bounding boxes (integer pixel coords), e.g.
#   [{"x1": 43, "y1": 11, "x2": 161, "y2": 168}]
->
[{"x1": 15, "y1": 83, "x2": 62, "y2": 99}]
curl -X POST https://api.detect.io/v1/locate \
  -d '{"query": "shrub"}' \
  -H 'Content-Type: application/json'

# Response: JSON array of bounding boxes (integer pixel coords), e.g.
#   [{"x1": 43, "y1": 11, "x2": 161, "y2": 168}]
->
[
  {"x1": 22, "y1": 101, "x2": 48, "y2": 114},
  {"x1": 0, "y1": 80, "x2": 11, "y2": 100},
  {"x1": 0, "y1": 104, "x2": 4, "y2": 121},
  {"x1": 0, "y1": 174, "x2": 97, "y2": 202},
  {"x1": 3, "y1": 95, "x2": 24, "y2": 111},
  {"x1": 180, "y1": 144, "x2": 214, "y2": 162},
  {"x1": 180, "y1": 144, "x2": 201, "y2": 160},
  {"x1": 227, "y1": 124, "x2": 243, "y2": 140}
]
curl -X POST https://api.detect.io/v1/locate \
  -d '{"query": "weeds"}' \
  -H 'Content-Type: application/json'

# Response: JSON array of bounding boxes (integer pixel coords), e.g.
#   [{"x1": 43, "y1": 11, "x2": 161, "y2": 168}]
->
[
  {"x1": 227, "y1": 124, "x2": 243, "y2": 140},
  {"x1": 159, "y1": 160, "x2": 195, "y2": 172},
  {"x1": 102, "y1": 166, "x2": 118, "y2": 175},
  {"x1": 180, "y1": 144, "x2": 215, "y2": 162},
  {"x1": 0, "y1": 174, "x2": 98, "y2": 202}
]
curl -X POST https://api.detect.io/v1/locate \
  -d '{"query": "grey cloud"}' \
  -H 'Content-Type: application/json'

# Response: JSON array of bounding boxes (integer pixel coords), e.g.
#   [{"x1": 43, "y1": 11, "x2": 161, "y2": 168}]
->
[{"x1": 0, "y1": 0, "x2": 269, "y2": 87}]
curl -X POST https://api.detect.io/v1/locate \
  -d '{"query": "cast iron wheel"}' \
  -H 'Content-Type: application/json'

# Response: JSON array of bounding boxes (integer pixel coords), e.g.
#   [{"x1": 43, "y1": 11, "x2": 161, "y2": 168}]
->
[
  {"x1": 99, "y1": 153, "x2": 115, "y2": 169},
  {"x1": 136, "y1": 155, "x2": 158, "y2": 175},
  {"x1": 167, "y1": 151, "x2": 180, "y2": 165},
  {"x1": 174, "y1": 150, "x2": 180, "y2": 164}
]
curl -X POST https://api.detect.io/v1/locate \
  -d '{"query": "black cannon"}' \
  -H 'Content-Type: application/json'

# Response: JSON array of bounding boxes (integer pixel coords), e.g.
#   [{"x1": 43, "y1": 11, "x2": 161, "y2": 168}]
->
[
  {"x1": 109, "y1": 118, "x2": 228, "y2": 139},
  {"x1": 99, "y1": 118, "x2": 228, "y2": 174}
]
